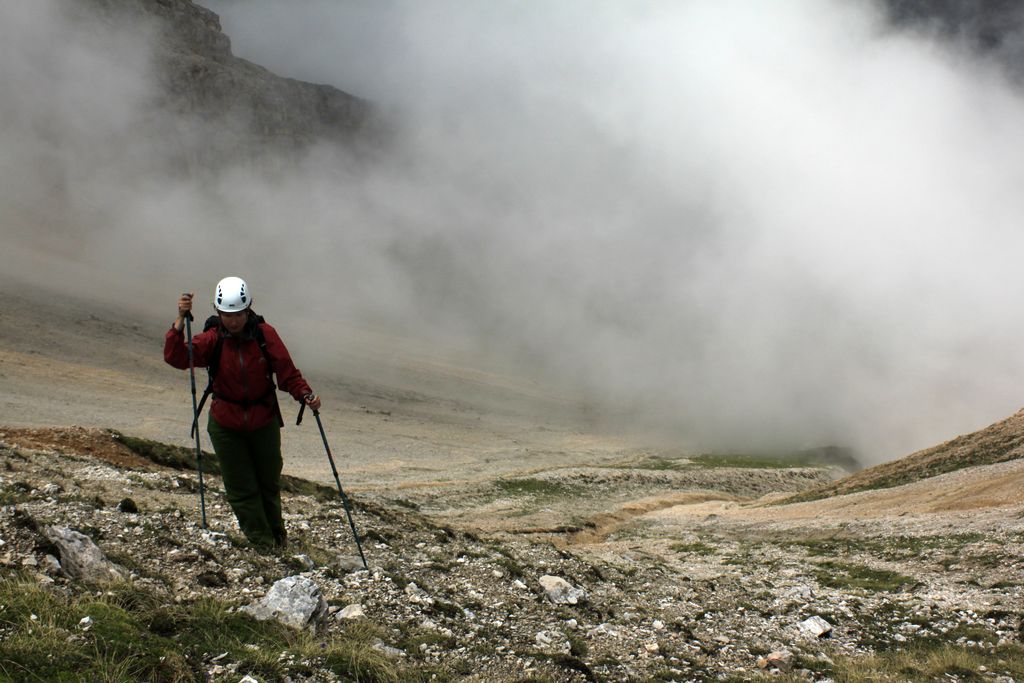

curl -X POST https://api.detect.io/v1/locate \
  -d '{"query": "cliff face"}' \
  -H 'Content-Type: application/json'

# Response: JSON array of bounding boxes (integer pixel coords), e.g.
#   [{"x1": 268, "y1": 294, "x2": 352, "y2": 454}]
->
[
  {"x1": 81, "y1": 0, "x2": 371, "y2": 165},
  {"x1": 886, "y1": 0, "x2": 1024, "y2": 73}
]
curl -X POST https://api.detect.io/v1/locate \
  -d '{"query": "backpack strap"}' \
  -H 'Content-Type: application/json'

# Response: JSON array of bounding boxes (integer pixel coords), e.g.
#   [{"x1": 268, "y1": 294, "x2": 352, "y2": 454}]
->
[
  {"x1": 191, "y1": 315, "x2": 284, "y2": 434},
  {"x1": 253, "y1": 322, "x2": 285, "y2": 428}
]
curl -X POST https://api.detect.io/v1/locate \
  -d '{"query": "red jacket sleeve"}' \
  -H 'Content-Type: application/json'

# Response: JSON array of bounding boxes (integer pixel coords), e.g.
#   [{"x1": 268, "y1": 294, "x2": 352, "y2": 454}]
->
[
  {"x1": 164, "y1": 325, "x2": 219, "y2": 370},
  {"x1": 259, "y1": 323, "x2": 313, "y2": 401}
]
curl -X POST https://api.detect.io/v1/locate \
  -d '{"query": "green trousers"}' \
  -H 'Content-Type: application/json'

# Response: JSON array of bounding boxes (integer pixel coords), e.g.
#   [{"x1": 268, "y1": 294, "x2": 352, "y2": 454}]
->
[{"x1": 207, "y1": 415, "x2": 285, "y2": 547}]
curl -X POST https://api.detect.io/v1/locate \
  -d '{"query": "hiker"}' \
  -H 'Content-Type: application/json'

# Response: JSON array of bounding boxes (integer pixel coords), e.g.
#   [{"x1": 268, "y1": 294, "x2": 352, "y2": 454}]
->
[{"x1": 164, "y1": 276, "x2": 320, "y2": 548}]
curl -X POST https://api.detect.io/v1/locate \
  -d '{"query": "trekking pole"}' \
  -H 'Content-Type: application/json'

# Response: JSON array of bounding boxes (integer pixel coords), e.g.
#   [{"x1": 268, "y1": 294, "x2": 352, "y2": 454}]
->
[
  {"x1": 299, "y1": 401, "x2": 368, "y2": 569},
  {"x1": 184, "y1": 308, "x2": 208, "y2": 529}
]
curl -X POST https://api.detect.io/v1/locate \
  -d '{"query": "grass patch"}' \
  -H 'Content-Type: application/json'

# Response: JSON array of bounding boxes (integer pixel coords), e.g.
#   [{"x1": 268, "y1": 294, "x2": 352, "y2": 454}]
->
[
  {"x1": 627, "y1": 456, "x2": 688, "y2": 471},
  {"x1": 829, "y1": 642, "x2": 1024, "y2": 682},
  {"x1": 813, "y1": 561, "x2": 917, "y2": 592},
  {"x1": 114, "y1": 432, "x2": 219, "y2": 475},
  {"x1": 312, "y1": 622, "x2": 401, "y2": 682},
  {"x1": 690, "y1": 453, "x2": 819, "y2": 469},
  {"x1": 0, "y1": 574, "x2": 406, "y2": 682},
  {"x1": 669, "y1": 541, "x2": 717, "y2": 556},
  {"x1": 778, "y1": 533, "x2": 986, "y2": 562},
  {"x1": 494, "y1": 478, "x2": 576, "y2": 497},
  {"x1": 494, "y1": 554, "x2": 528, "y2": 579},
  {"x1": 752, "y1": 644, "x2": 1024, "y2": 682},
  {"x1": 944, "y1": 624, "x2": 1000, "y2": 645},
  {"x1": 396, "y1": 627, "x2": 457, "y2": 656},
  {"x1": 622, "y1": 446, "x2": 857, "y2": 472},
  {"x1": 280, "y1": 474, "x2": 338, "y2": 502},
  {"x1": 0, "y1": 488, "x2": 30, "y2": 506}
]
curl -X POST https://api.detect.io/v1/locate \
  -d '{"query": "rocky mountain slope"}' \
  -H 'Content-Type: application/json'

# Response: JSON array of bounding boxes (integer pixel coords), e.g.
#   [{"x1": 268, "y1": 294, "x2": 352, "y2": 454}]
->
[
  {"x1": 886, "y1": 0, "x2": 1024, "y2": 73},
  {"x1": 2, "y1": 426, "x2": 1023, "y2": 681},
  {"x1": 783, "y1": 408, "x2": 1024, "y2": 505},
  {"x1": 79, "y1": 0, "x2": 372, "y2": 165}
]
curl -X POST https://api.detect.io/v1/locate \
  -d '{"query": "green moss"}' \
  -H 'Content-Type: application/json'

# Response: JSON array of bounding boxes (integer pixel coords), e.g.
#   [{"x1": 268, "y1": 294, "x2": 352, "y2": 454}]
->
[
  {"x1": 114, "y1": 432, "x2": 219, "y2": 474},
  {"x1": 778, "y1": 533, "x2": 986, "y2": 562},
  {"x1": 814, "y1": 561, "x2": 917, "y2": 592},
  {"x1": 0, "y1": 489, "x2": 29, "y2": 506},
  {"x1": 669, "y1": 541, "x2": 717, "y2": 555},
  {"x1": 427, "y1": 600, "x2": 464, "y2": 620},
  {"x1": 494, "y1": 555, "x2": 528, "y2": 579},
  {"x1": 396, "y1": 627, "x2": 457, "y2": 656},
  {"x1": 627, "y1": 456, "x2": 687, "y2": 471},
  {"x1": 494, "y1": 478, "x2": 577, "y2": 497}
]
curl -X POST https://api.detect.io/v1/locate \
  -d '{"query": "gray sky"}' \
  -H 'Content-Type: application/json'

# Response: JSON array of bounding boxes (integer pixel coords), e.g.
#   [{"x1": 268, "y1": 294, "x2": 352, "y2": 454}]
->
[{"x1": 5, "y1": 0, "x2": 1024, "y2": 461}]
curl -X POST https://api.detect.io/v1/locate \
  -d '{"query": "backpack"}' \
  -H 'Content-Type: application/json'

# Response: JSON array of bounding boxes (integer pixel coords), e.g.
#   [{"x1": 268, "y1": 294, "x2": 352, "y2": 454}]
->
[{"x1": 190, "y1": 313, "x2": 284, "y2": 437}]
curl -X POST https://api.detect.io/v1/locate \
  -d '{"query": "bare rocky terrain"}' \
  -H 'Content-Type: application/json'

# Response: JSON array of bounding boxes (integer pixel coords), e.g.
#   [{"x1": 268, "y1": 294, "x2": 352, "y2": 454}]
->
[
  {"x1": 4, "y1": 2, "x2": 1024, "y2": 680},
  {"x1": 2, "y1": 281, "x2": 1024, "y2": 681}
]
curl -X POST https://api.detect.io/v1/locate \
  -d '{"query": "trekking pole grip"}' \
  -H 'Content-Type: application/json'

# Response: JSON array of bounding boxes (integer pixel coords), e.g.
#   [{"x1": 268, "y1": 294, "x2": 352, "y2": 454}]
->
[{"x1": 296, "y1": 393, "x2": 320, "y2": 425}]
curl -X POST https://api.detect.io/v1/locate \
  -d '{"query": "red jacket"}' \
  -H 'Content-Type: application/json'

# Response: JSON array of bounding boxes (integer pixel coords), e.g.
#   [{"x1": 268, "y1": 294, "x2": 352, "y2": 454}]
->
[{"x1": 164, "y1": 320, "x2": 313, "y2": 432}]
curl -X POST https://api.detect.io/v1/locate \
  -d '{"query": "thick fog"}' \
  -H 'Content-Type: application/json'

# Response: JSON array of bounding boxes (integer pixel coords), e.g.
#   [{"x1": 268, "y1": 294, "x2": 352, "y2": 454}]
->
[{"x1": 4, "y1": 0, "x2": 1024, "y2": 461}]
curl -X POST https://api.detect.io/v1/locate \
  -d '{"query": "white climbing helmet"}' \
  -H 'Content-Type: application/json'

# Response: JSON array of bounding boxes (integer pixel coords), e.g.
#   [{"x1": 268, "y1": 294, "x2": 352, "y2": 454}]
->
[{"x1": 213, "y1": 276, "x2": 252, "y2": 313}]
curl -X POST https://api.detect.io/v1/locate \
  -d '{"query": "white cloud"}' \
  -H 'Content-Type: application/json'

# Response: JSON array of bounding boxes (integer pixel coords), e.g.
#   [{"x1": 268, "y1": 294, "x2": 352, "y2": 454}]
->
[{"x1": 6, "y1": 0, "x2": 1024, "y2": 460}]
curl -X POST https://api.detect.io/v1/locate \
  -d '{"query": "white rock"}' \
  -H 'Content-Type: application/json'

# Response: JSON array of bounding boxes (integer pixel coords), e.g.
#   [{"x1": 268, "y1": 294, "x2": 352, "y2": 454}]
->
[
  {"x1": 239, "y1": 676, "x2": 259, "y2": 683},
  {"x1": 337, "y1": 603, "x2": 365, "y2": 620},
  {"x1": 538, "y1": 575, "x2": 587, "y2": 605},
  {"x1": 512, "y1": 579, "x2": 528, "y2": 590},
  {"x1": 799, "y1": 615, "x2": 832, "y2": 638},
  {"x1": 588, "y1": 623, "x2": 621, "y2": 638},
  {"x1": 200, "y1": 530, "x2": 228, "y2": 545},
  {"x1": 240, "y1": 575, "x2": 327, "y2": 630},
  {"x1": 757, "y1": 650, "x2": 793, "y2": 671},
  {"x1": 783, "y1": 585, "x2": 814, "y2": 600},
  {"x1": 405, "y1": 582, "x2": 433, "y2": 605},
  {"x1": 653, "y1": 619, "x2": 665, "y2": 630},
  {"x1": 43, "y1": 527, "x2": 126, "y2": 584},
  {"x1": 78, "y1": 616, "x2": 93, "y2": 630},
  {"x1": 334, "y1": 555, "x2": 367, "y2": 574}
]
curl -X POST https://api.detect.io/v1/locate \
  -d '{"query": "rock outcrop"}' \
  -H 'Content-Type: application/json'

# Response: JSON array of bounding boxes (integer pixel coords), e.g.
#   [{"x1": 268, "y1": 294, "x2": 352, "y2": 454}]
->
[
  {"x1": 43, "y1": 525, "x2": 127, "y2": 584},
  {"x1": 79, "y1": 0, "x2": 372, "y2": 166}
]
